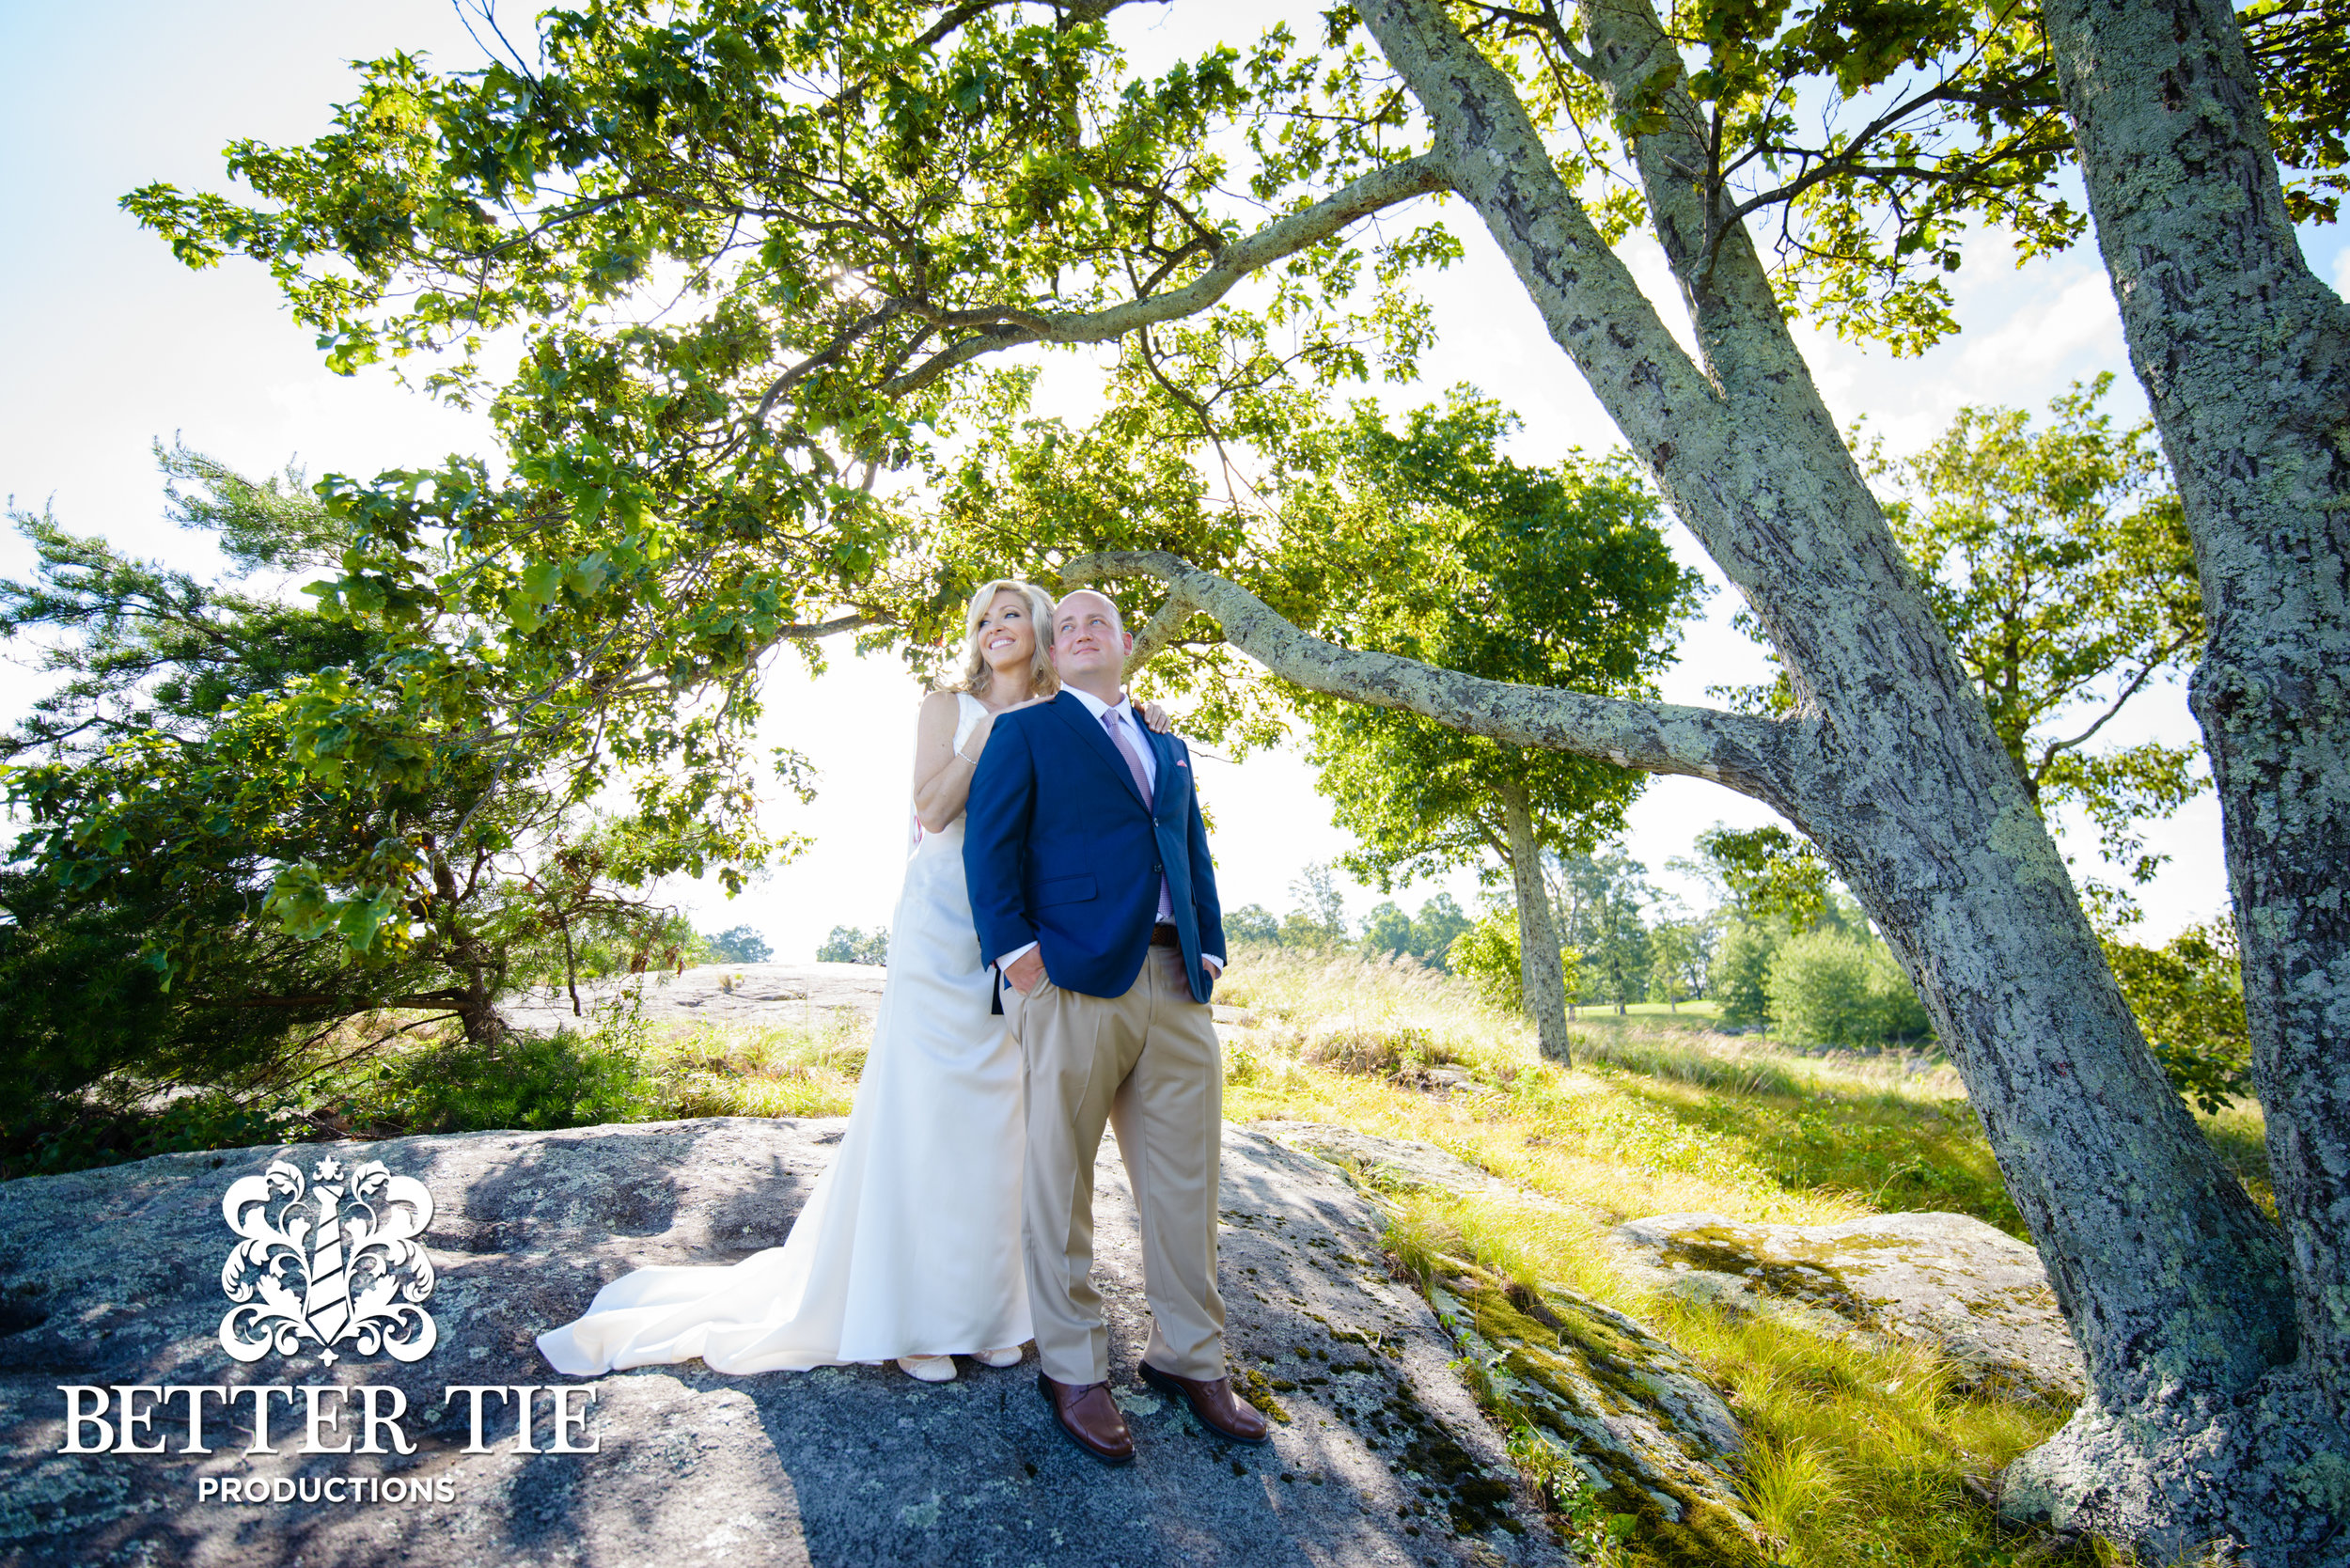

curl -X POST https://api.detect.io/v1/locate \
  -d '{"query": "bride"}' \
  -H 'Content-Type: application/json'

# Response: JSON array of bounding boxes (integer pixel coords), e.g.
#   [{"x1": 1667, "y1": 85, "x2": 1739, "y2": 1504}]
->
[{"x1": 536, "y1": 579, "x2": 1171, "y2": 1383}]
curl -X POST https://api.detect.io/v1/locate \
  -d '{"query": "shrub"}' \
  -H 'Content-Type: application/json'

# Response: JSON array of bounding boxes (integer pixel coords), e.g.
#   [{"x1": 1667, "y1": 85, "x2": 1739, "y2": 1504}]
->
[
  {"x1": 1767, "y1": 929, "x2": 1931, "y2": 1047},
  {"x1": 1709, "y1": 919, "x2": 1778, "y2": 1028},
  {"x1": 1872, "y1": 946, "x2": 1934, "y2": 1042},
  {"x1": 2105, "y1": 920, "x2": 2251, "y2": 1113},
  {"x1": 1450, "y1": 908, "x2": 1524, "y2": 1011},
  {"x1": 333, "y1": 1013, "x2": 664, "y2": 1135},
  {"x1": 1306, "y1": 1022, "x2": 1447, "y2": 1077},
  {"x1": 0, "y1": 1090, "x2": 313, "y2": 1181}
]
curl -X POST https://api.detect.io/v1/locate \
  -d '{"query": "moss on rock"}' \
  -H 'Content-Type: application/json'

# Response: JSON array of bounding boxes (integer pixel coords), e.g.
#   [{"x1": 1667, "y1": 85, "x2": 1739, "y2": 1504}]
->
[
  {"x1": 1614, "y1": 1211, "x2": 2086, "y2": 1403},
  {"x1": 1425, "y1": 1260, "x2": 1770, "y2": 1568}
]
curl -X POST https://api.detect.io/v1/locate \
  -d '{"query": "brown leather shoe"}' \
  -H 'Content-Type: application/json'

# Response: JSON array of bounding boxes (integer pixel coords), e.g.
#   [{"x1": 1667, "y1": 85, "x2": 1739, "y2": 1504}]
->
[
  {"x1": 1037, "y1": 1372, "x2": 1136, "y2": 1466},
  {"x1": 1138, "y1": 1361, "x2": 1270, "y2": 1444}
]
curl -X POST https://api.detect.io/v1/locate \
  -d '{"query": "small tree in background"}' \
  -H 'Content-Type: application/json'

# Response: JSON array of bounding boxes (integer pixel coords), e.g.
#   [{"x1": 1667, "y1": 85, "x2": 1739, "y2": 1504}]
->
[
  {"x1": 1300, "y1": 397, "x2": 1697, "y2": 1061},
  {"x1": 1223, "y1": 904, "x2": 1281, "y2": 948},
  {"x1": 1708, "y1": 922, "x2": 1778, "y2": 1032},
  {"x1": 1554, "y1": 849, "x2": 1655, "y2": 1018},
  {"x1": 1358, "y1": 892, "x2": 1472, "y2": 971},
  {"x1": 704, "y1": 925, "x2": 773, "y2": 964},
  {"x1": 1681, "y1": 824, "x2": 1838, "y2": 1030},
  {"x1": 1646, "y1": 917, "x2": 1709, "y2": 1012},
  {"x1": 1449, "y1": 902, "x2": 1575, "y2": 1016},
  {"x1": 1768, "y1": 929, "x2": 1935, "y2": 1048},
  {"x1": 1285, "y1": 862, "x2": 1350, "y2": 947},
  {"x1": 816, "y1": 925, "x2": 889, "y2": 966}
]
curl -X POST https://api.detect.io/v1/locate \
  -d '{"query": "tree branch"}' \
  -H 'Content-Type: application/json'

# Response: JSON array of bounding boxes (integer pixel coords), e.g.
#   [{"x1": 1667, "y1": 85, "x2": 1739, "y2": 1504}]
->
[
  {"x1": 2032, "y1": 630, "x2": 2200, "y2": 766},
  {"x1": 1121, "y1": 578, "x2": 1199, "y2": 672},
  {"x1": 876, "y1": 153, "x2": 1453, "y2": 395},
  {"x1": 1069, "y1": 550, "x2": 1794, "y2": 796}
]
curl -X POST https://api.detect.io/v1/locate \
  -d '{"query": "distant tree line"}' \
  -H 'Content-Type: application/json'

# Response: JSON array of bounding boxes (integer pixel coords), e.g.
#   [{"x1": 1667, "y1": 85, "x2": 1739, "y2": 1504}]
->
[
  {"x1": 816, "y1": 925, "x2": 889, "y2": 966},
  {"x1": 702, "y1": 925, "x2": 773, "y2": 964},
  {"x1": 1228, "y1": 829, "x2": 2245, "y2": 1110}
]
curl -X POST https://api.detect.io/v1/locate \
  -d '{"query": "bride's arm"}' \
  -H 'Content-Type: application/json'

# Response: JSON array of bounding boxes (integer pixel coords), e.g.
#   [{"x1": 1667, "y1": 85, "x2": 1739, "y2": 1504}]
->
[{"x1": 911, "y1": 691, "x2": 992, "y2": 834}]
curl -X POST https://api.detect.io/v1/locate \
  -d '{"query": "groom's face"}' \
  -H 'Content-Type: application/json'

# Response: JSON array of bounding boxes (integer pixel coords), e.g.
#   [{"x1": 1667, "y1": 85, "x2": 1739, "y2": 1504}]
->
[{"x1": 1052, "y1": 592, "x2": 1132, "y2": 683}]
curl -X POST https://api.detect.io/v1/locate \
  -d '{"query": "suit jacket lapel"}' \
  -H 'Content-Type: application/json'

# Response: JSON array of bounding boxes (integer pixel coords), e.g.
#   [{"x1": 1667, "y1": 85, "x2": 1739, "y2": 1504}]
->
[
  {"x1": 1047, "y1": 691, "x2": 1149, "y2": 809},
  {"x1": 1141, "y1": 723, "x2": 1176, "y2": 818}
]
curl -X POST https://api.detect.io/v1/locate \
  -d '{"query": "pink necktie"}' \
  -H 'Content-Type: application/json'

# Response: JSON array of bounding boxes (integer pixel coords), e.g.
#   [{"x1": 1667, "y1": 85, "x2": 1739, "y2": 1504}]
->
[
  {"x1": 1102, "y1": 710, "x2": 1152, "y2": 801},
  {"x1": 1104, "y1": 711, "x2": 1173, "y2": 921}
]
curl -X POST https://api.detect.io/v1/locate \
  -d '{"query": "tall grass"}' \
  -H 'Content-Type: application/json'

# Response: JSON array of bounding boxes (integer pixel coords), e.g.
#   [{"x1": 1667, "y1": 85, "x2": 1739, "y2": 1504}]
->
[
  {"x1": 1215, "y1": 946, "x2": 2023, "y2": 1233},
  {"x1": 304, "y1": 998, "x2": 875, "y2": 1136}
]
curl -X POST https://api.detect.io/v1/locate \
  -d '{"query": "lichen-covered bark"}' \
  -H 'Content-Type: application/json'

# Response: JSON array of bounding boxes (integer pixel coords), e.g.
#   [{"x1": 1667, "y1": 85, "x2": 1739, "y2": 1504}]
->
[
  {"x1": 1095, "y1": 0, "x2": 2333, "y2": 1543},
  {"x1": 1497, "y1": 779, "x2": 1574, "y2": 1063},
  {"x1": 1342, "y1": 0, "x2": 2295, "y2": 1421},
  {"x1": 1981, "y1": 0, "x2": 2350, "y2": 1549},
  {"x1": 2044, "y1": 0, "x2": 2350, "y2": 1407}
]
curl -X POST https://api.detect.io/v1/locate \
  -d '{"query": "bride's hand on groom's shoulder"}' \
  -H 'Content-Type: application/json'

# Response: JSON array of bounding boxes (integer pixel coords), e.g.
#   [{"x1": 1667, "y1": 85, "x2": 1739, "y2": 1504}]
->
[{"x1": 1136, "y1": 698, "x2": 1176, "y2": 734}]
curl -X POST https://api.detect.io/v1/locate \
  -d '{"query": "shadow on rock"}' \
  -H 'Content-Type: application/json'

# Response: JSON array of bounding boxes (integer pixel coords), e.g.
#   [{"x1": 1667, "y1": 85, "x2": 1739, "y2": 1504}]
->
[{"x1": 0, "y1": 1118, "x2": 1565, "y2": 1567}]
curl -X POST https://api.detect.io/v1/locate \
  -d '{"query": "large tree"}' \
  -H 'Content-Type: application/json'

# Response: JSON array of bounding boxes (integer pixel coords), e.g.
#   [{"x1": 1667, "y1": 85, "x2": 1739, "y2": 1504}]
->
[
  {"x1": 130, "y1": 0, "x2": 2347, "y2": 1551},
  {"x1": 0, "y1": 447, "x2": 751, "y2": 1106}
]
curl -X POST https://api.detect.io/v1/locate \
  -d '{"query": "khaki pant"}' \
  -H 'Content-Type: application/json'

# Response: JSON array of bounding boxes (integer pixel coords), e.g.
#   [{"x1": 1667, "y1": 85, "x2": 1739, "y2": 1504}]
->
[{"x1": 1010, "y1": 944, "x2": 1226, "y2": 1384}]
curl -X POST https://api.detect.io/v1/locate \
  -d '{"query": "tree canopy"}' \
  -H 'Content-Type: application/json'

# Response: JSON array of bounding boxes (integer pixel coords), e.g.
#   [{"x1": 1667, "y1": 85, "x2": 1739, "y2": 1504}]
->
[
  {"x1": 1298, "y1": 393, "x2": 1696, "y2": 887},
  {"x1": 1877, "y1": 378, "x2": 2201, "y2": 886},
  {"x1": 0, "y1": 447, "x2": 728, "y2": 1129}
]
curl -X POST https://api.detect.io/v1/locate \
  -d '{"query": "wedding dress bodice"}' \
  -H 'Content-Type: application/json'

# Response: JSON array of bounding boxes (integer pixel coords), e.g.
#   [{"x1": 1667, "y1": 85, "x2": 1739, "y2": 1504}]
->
[{"x1": 914, "y1": 691, "x2": 989, "y2": 853}]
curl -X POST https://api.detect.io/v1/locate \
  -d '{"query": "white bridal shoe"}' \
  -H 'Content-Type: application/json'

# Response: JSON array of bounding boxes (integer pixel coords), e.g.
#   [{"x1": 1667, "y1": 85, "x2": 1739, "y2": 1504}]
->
[{"x1": 897, "y1": 1346, "x2": 1024, "y2": 1380}]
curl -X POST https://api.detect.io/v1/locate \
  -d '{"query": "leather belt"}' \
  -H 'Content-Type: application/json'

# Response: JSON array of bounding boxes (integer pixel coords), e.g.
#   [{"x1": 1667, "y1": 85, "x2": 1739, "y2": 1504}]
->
[{"x1": 1149, "y1": 923, "x2": 1181, "y2": 948}]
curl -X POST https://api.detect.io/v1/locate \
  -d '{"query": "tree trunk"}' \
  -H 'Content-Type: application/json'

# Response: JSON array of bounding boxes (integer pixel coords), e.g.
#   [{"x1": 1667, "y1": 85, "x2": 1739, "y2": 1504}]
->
[
  {"x1": 1071, "y1": 0, "x2": 2326, "y2": 1538},
  {"x1": 1997, "y1": 0, "x2": 2350, "y2": 1550},
  {"x1": 1498, "y1": 779, "x2": 1575, "y2": 1063},
  {"x1": 453, "y1": 970, "x2": 506, "y2": 1045},
  {"x1": 1073, "y1": 3, "x2": 2310, "y2": 1545},
  {"x1": 1345, "y1": 0, "x2": 2292, "y2": 1415}
]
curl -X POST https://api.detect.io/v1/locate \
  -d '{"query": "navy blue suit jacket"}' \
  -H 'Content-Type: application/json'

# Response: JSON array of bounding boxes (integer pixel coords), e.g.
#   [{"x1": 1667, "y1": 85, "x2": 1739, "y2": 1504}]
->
[{"x1": 963, "y1": 691, "x2": 1226, "y2": 1005}]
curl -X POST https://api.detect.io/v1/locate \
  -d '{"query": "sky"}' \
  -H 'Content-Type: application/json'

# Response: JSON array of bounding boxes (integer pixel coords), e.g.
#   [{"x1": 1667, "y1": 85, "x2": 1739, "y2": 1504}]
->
[{"x1": 4, "y1": 1, "x2": 2345, "y2": 964}]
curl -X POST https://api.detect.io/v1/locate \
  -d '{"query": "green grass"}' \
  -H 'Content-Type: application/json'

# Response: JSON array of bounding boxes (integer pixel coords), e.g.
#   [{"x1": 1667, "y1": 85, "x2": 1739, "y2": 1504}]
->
[
  {"x1": 260, "y1": 1001, "x2": 876, "y2": 1142},
  {"x1": 1210, "y1": 945, "x2": 2264, "y2": 1566},
  {"x1": 1571, "y1": 997, "x2": 1725, "y2": 1023}
]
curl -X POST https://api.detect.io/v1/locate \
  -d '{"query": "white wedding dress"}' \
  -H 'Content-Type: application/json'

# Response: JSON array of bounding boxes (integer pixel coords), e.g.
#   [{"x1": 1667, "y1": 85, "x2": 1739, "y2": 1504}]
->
[{"x1": 537, "y1": 694, "x2": 1031, "y2": 1374}]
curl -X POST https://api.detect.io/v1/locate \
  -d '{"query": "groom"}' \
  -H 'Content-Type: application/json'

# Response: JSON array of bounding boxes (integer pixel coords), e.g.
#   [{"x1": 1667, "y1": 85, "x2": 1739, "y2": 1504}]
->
[{"x1": 963, "y1": 588, "x2": 1267, "y2": 1466}]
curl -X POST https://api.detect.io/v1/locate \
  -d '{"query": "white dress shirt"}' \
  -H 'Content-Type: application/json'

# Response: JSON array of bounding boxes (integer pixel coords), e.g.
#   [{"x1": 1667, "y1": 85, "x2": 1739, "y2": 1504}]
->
[{"x1": 996, "y1": 687, "x2": 1222, "y2": 978}]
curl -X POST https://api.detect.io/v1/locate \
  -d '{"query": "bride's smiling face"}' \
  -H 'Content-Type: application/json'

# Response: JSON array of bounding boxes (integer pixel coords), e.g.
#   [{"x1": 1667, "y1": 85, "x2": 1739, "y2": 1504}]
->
[{"x1": 974, "y1": 589, "x2": 1038, "y2": 672}]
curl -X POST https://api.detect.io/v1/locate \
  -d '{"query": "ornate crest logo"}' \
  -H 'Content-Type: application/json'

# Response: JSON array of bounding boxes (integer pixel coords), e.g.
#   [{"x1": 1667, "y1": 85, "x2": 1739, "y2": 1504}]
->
[{"x1": 218, "y1": 1155, "x2": 438, "y2": 1366}]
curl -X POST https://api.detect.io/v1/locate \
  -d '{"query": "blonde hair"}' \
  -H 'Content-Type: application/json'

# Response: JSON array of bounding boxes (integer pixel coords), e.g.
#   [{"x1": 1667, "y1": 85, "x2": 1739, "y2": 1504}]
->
[{"x1": 949, "y1": 578, "x2": 1059, "y2": 698}]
